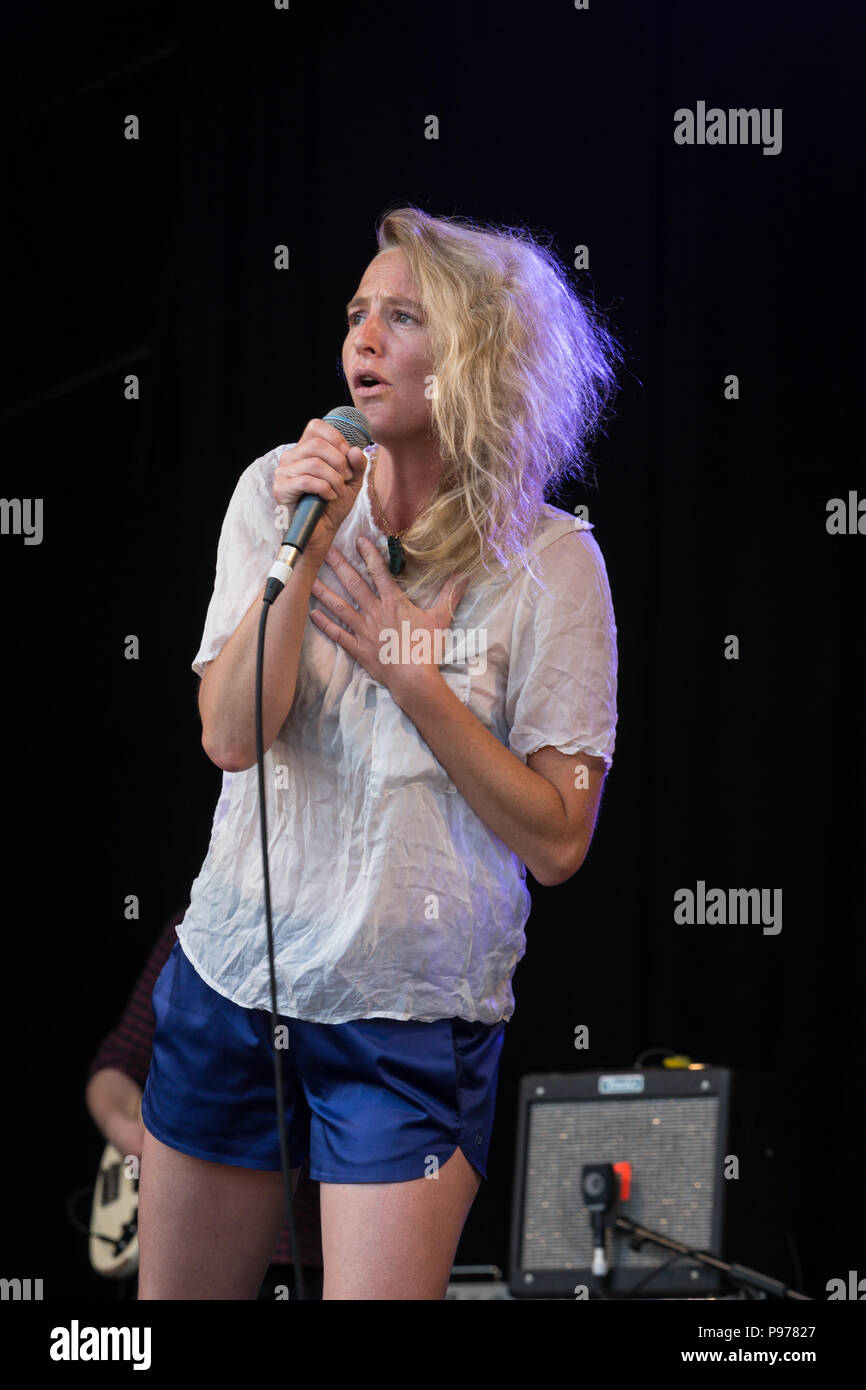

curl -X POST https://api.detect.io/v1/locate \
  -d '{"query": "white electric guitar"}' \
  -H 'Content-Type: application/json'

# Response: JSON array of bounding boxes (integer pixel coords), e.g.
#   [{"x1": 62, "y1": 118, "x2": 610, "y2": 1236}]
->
[{"x1": 88, "y1": 1141, "x2": 139, "y2": 1278}]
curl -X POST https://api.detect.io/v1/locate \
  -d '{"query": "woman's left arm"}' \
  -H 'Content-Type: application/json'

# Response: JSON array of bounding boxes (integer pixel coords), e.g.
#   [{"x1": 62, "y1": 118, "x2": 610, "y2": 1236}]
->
[
  {"x1": 309, "y1": 538, "x2": 607, "y2": 886},
  {"x1": 390, "y1": 672, "x2": 607, "y2": 886}
]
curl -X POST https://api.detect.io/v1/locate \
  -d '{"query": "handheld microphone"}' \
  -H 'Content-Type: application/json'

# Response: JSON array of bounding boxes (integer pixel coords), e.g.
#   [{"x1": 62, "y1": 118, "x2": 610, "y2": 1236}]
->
[{"x1": 264, "y1": 405, "x2": 373, "y2": 604}]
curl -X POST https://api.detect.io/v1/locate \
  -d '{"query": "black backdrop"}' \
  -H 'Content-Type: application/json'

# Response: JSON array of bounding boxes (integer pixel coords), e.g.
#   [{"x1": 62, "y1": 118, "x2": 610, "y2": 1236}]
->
[{"x1": 1, "y1": 0, "x2": 862, "y2": 1301}]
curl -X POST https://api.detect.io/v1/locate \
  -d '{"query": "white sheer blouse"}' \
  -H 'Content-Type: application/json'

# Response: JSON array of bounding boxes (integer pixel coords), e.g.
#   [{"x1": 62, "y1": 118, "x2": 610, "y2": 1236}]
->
[{"x1": 176, "y1": 443, "x2": 618, "y2": 1023}]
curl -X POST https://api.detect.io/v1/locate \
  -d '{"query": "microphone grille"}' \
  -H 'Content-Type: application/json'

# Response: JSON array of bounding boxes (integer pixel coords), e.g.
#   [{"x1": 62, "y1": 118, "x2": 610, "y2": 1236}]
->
[{"x1": 324, "y1": 405, "x2": 373, "y2": 449}]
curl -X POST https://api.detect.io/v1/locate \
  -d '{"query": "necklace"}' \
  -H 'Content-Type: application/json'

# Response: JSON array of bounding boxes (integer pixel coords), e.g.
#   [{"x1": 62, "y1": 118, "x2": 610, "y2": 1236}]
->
[{"x1": 367, "y1": 447, "x2": 430, "y2": 576}]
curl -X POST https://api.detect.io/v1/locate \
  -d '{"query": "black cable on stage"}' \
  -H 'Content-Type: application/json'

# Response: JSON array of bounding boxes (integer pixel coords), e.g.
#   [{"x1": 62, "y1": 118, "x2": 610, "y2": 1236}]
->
[
  {"x1": 253, "y1": 406, "x2": 371, "y2": 1303},
  {"x1": 255, "y1": 598, "x2": 305, "y2": 1303}
]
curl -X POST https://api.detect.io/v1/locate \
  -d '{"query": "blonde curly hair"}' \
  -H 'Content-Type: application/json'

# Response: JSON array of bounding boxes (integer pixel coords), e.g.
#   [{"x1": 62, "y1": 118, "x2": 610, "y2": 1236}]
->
[{"x1": 360, "y1": 203, "x2": 623, "y2": 609}]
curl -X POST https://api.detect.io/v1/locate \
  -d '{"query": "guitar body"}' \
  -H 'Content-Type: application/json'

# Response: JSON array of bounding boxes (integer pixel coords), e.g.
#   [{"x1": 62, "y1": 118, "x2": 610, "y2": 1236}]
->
[{"x1": 89, "y1": 1142, "x2": 139, "y2": 1278}]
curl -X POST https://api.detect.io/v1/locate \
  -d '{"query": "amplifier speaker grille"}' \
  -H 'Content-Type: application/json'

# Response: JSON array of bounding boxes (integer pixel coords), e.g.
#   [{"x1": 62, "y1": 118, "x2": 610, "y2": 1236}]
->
[{"x1": 521, "y1": 1095, "x2": 719, "y2": 1270}]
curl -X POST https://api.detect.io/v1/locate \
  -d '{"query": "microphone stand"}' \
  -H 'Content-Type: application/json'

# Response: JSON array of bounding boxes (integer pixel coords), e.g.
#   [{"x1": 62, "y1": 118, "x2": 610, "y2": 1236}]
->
[{"x1": 612, "y1": 1214, "x2": 812, "y2": 1300}]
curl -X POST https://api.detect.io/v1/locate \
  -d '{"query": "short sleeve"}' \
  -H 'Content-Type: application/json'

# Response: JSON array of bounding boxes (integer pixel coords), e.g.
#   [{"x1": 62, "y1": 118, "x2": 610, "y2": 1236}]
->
[
  {"x1": 505, "y1": 527, "x2": 618, "y2": 771},
  {"x1": 192, "y1": 447, "x2": 289, "y2": 677}
]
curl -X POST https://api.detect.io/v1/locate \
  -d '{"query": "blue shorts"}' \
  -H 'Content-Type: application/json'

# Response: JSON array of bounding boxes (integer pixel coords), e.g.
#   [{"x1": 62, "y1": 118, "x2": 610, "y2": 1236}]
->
[{"x1": 141, "y1": 940, "x2": 505, "y2": 1184}]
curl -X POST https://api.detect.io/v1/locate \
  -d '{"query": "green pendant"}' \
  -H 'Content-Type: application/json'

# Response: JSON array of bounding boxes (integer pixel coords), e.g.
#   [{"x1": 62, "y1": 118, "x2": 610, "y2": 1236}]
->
[{"x1": 387, "y1": 535, "x2": 405, "y2": 575}]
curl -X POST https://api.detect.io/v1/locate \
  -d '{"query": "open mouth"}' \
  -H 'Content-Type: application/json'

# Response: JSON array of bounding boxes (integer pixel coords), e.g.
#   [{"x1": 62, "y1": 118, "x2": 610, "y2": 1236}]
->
[
  {"x1": 356, "y1": 382, "x2": 390, "y2": 398},
  {"x1": 354, "y1": 371, "x2": 391, "y2": 394}
]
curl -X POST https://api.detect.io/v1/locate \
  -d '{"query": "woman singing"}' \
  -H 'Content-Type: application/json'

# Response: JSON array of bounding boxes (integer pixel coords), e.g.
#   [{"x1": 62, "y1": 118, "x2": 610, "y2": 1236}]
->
[{"x1": 137, "y1": 204, "x2": 621, "y2": 1300}]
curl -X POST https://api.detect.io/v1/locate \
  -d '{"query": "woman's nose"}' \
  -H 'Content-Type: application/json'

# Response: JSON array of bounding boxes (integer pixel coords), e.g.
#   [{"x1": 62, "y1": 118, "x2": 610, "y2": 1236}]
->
[{"x1": 353, "y1": 312, "x2": 383, "y2": 350}]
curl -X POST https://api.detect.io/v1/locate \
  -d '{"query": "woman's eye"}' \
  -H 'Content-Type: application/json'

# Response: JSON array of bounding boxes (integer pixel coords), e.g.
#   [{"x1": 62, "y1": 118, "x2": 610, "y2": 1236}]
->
[{"x1": 346, "y1": 310, "x2": 417, "y2": 327}]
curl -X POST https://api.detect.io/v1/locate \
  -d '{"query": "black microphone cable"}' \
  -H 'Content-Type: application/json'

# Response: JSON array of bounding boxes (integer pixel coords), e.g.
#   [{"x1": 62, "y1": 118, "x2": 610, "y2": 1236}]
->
[{"x1": 254, "y1": 406, "x2": 371, "y2": 1301}]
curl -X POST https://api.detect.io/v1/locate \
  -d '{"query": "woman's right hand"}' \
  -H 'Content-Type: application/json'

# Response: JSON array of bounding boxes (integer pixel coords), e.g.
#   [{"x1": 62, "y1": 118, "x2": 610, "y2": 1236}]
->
[{"x1": 273, "y1": 419, "x2": 370, "y2": 561}]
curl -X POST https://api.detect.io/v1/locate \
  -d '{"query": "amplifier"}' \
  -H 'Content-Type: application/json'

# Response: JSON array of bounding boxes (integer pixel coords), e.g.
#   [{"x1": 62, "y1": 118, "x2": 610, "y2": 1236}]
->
[{"x1": 508, "y1": 1066, "x2": 792, "y2": 1299}]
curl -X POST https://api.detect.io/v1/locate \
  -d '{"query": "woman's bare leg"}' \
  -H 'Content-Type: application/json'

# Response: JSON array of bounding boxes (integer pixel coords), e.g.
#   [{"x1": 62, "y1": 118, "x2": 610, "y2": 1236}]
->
[
  {"x1": 320, "y1": 1145, "x2": 481, "y2": 1300},
  {"x1": 137, "y1": 1127, "x2": 301, "y2": 1300}
]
